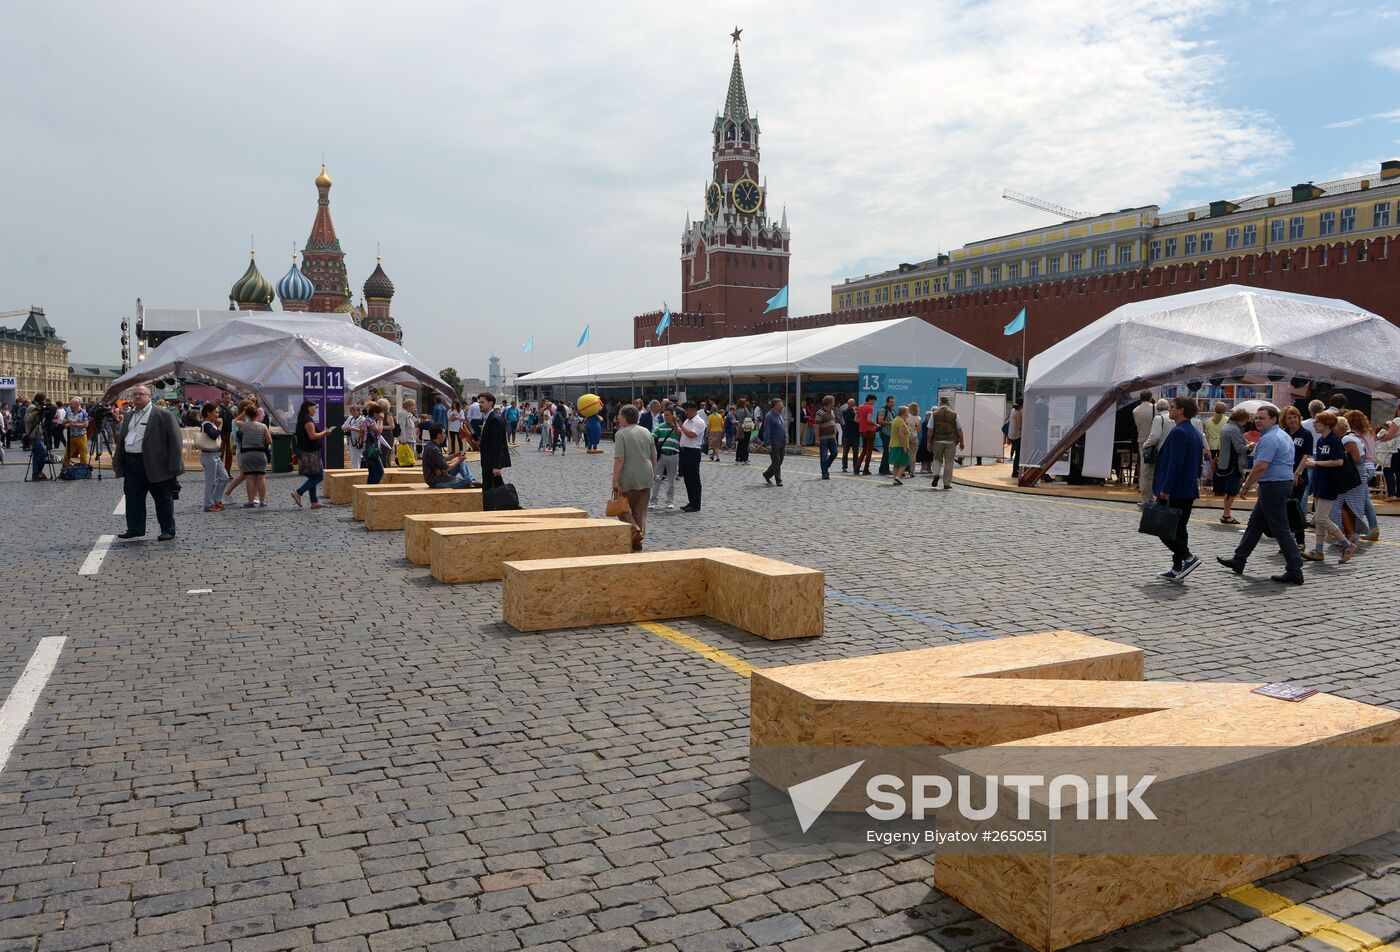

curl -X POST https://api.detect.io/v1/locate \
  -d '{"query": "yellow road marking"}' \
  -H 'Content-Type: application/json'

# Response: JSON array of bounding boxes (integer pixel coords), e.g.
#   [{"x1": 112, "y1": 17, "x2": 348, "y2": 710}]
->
[
  {"x1": 1224, "y1": 884, "x2": 1400, "y2": 951},
  {"x1": 635, "y1": 621, "x2": 756, "y2": 678}
]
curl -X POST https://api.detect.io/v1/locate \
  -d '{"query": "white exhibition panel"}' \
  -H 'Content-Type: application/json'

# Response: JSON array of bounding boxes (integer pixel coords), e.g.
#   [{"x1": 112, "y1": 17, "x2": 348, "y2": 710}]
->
[{"x1": 949, "y1": 391, "x2": 1008, "y2": 460}]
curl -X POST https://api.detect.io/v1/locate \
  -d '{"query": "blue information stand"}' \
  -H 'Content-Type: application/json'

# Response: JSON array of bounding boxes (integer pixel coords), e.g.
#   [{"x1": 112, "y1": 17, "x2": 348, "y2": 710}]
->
[{"x1": 857, "y1": 365, "x2": 967, "y2": 408}]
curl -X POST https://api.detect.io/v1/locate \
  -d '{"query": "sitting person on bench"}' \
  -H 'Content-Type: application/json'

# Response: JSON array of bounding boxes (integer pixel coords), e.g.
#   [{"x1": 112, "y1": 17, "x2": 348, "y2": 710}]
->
[{"x1": 422, "y1": 425, "x2": 478, "y2": 489}]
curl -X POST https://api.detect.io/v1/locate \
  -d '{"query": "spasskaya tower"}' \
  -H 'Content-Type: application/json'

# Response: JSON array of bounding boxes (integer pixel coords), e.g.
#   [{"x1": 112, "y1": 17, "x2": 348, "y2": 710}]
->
[{"x1": 633, "y1": 29, "x2": 791, "y2": 346}]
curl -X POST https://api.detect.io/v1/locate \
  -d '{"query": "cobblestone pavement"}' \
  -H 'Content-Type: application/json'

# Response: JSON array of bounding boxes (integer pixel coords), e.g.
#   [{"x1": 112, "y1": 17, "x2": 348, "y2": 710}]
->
[{"x1": 2, "y1": 446, "x2": 1399, "y2": 952}]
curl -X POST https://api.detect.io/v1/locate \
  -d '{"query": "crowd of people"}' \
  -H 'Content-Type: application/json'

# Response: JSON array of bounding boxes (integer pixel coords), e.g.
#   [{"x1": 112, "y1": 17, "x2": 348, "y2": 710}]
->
[{"x1": 1140, "y1": 390, "x2": 1399, "y2": 585}]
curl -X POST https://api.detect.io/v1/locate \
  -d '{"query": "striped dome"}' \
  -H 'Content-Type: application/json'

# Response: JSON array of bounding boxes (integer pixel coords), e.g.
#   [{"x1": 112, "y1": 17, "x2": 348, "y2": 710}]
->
[
  {"x1": 230, "y1": 254, "x2": 274, "y2": 306},
  {"x1": 277, "y1": 260, "x2": 316, "y2": 304},
  {"x1": 363, "y1": 260, "x2": 395, "y2": 300}
]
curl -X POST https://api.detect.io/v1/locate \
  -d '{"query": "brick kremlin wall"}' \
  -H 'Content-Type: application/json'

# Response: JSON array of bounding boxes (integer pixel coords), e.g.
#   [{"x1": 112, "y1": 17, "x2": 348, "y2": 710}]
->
[{"x1": 746, "y1": 237, "x2": 1398, "y2": 367}]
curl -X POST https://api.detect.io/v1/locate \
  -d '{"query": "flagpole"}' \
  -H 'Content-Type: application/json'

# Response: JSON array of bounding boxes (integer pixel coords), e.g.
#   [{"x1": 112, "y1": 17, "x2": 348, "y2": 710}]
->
[{"x1": 1019, "y1": 320, "x2": 1027, "y2": 403}]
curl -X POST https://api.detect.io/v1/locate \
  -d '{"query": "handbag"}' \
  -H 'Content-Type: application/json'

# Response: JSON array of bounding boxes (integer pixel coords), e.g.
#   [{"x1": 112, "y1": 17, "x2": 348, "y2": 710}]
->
[
  {"x1": 193, "y1": 429, "x2": 221, "y2": 453},
  {"x1": 605, "y1": 493, "x2": 629, "y2": 517},
  {"x1": 298, "y1": 451, "x2": 323, "y2": 478},
  {"x1": 1138, "y1": 501, "x2": 1180, "y2": 540},
  {"x1": 1141, "y1": 442, "x2": 1160, "y2": 465},
  {"x1": 482, "y1": 482, "x2": 521, "y2": 511}
]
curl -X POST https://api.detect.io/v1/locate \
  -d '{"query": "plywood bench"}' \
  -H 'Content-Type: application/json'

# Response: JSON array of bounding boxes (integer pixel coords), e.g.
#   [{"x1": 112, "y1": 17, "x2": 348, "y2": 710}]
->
[
  {"x1": 403, "y1": 508, "x2": 588, "y2": 564},
  {"x1": 351, "y1": 482, "x2": 432, "y2": 520},
  {"x1": 500, "y1": 547, "x2": 822, "y2": 640},
  {"x1": 324, "y1": 467, "x2": 423, "y2": 504},
  {"x1": 749, "y1": 631, "x2": 1400, "y2": 951},
  {"x1": 430, "y1": 519, "x2": 634, "y2": 583},
  {"x1": 361, "y1": 488, "x2": 483, "y2": 531}
]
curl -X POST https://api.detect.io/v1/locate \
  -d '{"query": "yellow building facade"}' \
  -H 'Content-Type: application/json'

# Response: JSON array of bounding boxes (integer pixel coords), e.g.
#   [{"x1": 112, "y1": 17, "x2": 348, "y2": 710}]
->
[
  {"x1": 0, "y1": 308, "x2": 70, "y2": 399},
  {"x1": 833, "y1": 160, "x2": 1400, "y2": 310}
]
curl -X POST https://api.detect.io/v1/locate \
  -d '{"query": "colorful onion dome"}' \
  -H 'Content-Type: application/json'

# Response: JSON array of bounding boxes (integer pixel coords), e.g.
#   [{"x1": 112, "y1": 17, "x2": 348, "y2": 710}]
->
[
  {"x1": 230, "y1": 253, "x2": 274, "y2": 305},
  {"x1": 277, "y1": 257, "x2": 316, "y2": 304},
  {"x1": 316, "y1": 163, "x2": 333, "y2": 188},
  {"x1": 363, "y1": 258, "x2": 395, "y2": 300},
  {"x1": 333, "y1": 287, "x2": 357, "y2": 313}
]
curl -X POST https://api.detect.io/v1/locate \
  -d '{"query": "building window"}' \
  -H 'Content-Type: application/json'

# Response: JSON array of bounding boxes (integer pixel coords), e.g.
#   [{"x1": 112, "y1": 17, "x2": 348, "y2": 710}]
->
[
  {"x1": 1374, "y1": 202, "x2": 1391, "y2": 228},
  {"x1": 1028, "y1": 260, "x2": 1039, "y2": 278},
  {"x1": 1118, "y1": 244, "x2": 1132, "y2": 264},
  {"x1": 1271, "y1": 219, "x2": 1285, "y2": 242},
  {"x1": 1095, "y1": 248, "x2": 1108, "y2": 268},
  {"x1": 1200, "y1": 232, "x2": 1213, "y2": 253},
  {"x1": 1183, "y1": 234, "x2": 1196, "y2": 256},
  {"x1": 970, "y1": 271, "x2": 981, "y2": 288},
  {"x1": 1319, "y1": 211, "x2": 1336, "y2": 236},
  {"x1": 988, "y1": 266, "x2": 1000, "y2": 283},
  {"x1": 1048, "y1": 256, "x2": 1061, "y2": 275},
  {"x1": 1164, "y1": 237, "x2": 1177, "y2": 258},
  {"x1": 1243, "y1": 224, "x2": 1257, "y2": 246},
  {"x1": 1069, "y1": 252, "x2": 1084, "y2": 271},
  {"x1": 1340, "y1": 207, "x2": 1356, "y2": 233},
  {"x1": 1150, "y1": 240, "x2": 1162, "y2": 261},
  {"x1": 954, "y1": 273, "x2": 964, "y2": 289},
  {"x1": 1007, "y1": 263, "x2": 1020, "y2": 280},
  {"x1": 1225, "y1": 227, "x2": 1240, "y2": 249}
]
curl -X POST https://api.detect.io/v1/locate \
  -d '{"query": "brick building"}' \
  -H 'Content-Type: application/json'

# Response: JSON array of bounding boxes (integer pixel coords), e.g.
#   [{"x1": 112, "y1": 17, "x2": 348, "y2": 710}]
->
[{"x1": 632, "y1": 34, "x2": 790, "y2": 347}]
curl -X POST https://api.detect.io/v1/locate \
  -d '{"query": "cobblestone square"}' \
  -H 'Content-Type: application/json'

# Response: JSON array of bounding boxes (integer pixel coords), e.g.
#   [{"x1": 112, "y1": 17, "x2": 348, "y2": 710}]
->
[{"x1": 2, "y1": 449, "x2": 1398, "y2": 952}]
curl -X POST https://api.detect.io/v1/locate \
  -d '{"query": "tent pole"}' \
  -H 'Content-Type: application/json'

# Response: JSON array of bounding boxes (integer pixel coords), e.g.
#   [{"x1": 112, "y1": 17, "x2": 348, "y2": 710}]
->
[
  {"x1": 1018, "y1": 389, "x2": 1121, "y2": 487},
  {"x1": 794, "y1": 371, "x2": 802, "y2": 447},
  {"x1": 728, "y1": 368, "x2": 733, "y2": 406}
]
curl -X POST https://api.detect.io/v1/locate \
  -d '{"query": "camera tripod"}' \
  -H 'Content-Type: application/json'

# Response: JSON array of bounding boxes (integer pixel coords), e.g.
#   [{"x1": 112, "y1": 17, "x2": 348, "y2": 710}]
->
[{"x1": 89, "y1": 424, "x2": 117, "y2": 481}]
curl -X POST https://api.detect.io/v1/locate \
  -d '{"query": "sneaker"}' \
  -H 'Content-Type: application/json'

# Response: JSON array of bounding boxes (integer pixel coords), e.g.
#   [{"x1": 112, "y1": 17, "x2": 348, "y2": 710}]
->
[
  {"x1": 1364, "y1": 529, "x2": 1381, "y2": 542},
  {"x1": 242, "y1": 503, "x2": 257, "y2": 509},
  {"x1": 258, "y1": 501, "x2": 269, "y2": 508},
  {"x1": 1175, "y1": 556, "x2": 1202, "y2": 580},
  {"x1": 1157, "y1": 568, "x2": 1179, "y2": 580},
  {"x1": 1216, "y1": 556, "x2": 1244, "y2": 575},
  {"x1": 666, "y1": 503, "x2": 675, "y2": 510}
]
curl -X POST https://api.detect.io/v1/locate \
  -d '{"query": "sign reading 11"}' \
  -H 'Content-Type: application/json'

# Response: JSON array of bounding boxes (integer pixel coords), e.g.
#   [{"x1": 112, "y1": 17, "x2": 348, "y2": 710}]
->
[{"x1": 303, "y1": 367, "x2": 344, "y2": 390}]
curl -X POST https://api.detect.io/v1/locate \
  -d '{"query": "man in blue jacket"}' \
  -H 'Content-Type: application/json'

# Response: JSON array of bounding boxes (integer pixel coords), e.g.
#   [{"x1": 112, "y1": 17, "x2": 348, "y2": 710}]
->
[
  {"x1": 761, "y1": 398, "x2": 788, "y2": 487},
  {"x1": 1152, "y1": 396, "x2": 1204, "y2": 581}
]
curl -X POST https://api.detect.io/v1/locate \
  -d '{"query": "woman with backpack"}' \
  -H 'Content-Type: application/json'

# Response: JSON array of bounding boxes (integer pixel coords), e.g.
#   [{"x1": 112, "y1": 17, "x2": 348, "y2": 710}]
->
[{"x1": 733, "y1": 398, "x2": 753, "y2": 465}]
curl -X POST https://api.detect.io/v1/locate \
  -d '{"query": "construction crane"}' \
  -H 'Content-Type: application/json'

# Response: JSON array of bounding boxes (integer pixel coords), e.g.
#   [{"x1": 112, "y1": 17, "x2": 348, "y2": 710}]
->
[
  {"x1": 1002, "y1": 189, "x2": 1090, "y2": 221},
  {"x1": 0, "y1": 308, "x2": 35, "y2": 321}
]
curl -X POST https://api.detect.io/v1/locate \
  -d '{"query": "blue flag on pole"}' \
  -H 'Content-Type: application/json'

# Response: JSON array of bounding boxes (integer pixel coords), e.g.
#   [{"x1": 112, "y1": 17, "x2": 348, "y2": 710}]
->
[
  {"x1": 577, "y1": 324, "x2": 590, "y2": 348},
  {"x1": 1003, "y1": 307, "x2": 1026, "y2": 336},
  {"x1": 522, "y1": 336, "x2": 533, "y2": 353},
  {"x1": 656, "y1": 308, "x2": 671, "y2": 339},
  {"x1": 764, "y1": 285, "x2": 789, "y2": 314}
]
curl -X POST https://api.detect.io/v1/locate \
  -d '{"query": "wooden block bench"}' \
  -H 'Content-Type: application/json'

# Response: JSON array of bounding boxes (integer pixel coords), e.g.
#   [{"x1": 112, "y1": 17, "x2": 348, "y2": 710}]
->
[
  {"x1": 403, "y1": 508, "x2": 588, "y2": 564},
  {"x1": 749, "y1": 631, "x2": 1400, "y2": 951},
  {"x1": 324, "y1": 467, "x2": 423, "y2": 505},
  {"x1": 351, "y1": 482, "x2": 430, "y2": 520},
  {"x1": 430, "y1": 519, "x2": 634, "y2": 583},
  {"x1": 361, "y1": 488, "x2": 482, "y2": 531},
  {"x1": 500, "y1": 547, "x2": 822, "y2": 640}
]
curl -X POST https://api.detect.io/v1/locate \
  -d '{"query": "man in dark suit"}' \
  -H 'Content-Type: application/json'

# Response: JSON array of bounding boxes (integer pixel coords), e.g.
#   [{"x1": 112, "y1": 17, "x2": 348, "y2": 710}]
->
[
  {"x1": 113, "y1": 384, "x2": 184, "y2": 541},
  {"x1": 477, "y1": 392, "x2": 510, "y2": 491}
]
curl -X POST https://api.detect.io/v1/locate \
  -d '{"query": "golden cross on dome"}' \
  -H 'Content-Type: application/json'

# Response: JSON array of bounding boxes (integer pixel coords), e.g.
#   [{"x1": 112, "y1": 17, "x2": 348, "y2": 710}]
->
[{"x1": 730, "y1": 26, "x2": 742, "y2": 45}]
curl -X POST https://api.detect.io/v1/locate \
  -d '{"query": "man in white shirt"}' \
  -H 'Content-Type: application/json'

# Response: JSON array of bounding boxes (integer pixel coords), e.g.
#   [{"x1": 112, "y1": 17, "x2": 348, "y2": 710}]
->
[
  {"x1": 113, "y1": 385, "x2": 184, "y2": 540},
  {"x1": 466, "y1": 397, "x2": 485, "y2": 441},
  {"x1": 1139, "y1": 398, "x2": 1172, "y2": 505},
  {"x1": 677, "y1": 401, "x2": 706, "y2": 512}
]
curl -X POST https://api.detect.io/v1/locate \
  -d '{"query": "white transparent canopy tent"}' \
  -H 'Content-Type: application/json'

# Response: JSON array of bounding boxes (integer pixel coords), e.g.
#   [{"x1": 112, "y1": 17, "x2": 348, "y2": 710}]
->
[
  {"x1": 1020, "y1": 285, "x2": 1400, "y2": 485},
  {"x1": 104, "y1": 315, "x2": 453, "y2": 429}
]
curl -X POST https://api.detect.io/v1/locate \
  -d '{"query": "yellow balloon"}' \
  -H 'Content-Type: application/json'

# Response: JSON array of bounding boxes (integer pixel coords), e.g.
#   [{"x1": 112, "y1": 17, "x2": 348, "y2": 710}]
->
[{"x1": 577, "y1": 393, "x2": 602, "y2": 417}]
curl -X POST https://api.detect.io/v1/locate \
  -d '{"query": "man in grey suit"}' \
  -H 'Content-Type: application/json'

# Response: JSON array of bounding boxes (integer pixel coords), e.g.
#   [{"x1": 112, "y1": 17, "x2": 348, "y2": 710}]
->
[{"x1": 113, "y1": 384, "x2": 184, "y2": 541}]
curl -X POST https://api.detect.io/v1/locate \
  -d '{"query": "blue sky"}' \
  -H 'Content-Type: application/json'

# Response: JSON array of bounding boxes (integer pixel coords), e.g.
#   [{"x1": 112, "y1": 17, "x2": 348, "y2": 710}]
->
[{"x1": 1, "y1": 1, "x2": 1397, "y2": 378}]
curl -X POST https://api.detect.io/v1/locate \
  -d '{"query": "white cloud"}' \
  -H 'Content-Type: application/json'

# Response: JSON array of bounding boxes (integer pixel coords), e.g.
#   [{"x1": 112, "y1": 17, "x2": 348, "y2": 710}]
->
[
  {"x1": 0, "y1": 0, "x2": 1290, "y2": 372},
  {"x1": 1372, "y1": 47, "x2": 1400, "y2": 70},
  {"x1": 1326, "y1": 109, "x2": 1400, "y2": 129}
]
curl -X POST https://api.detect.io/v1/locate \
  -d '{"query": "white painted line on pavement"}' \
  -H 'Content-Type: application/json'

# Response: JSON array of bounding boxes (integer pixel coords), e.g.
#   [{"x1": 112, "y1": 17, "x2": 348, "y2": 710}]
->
[
  {"x1": 113, "y1": 497, "x2": 125, "y2": 515},
  {"x1": 0, "y1": 637, "x2": 67, "y2": 773},
  {"x1": 79, "y1": 534, "x2": 115, "y2": 576},
  {"x1": 187, "y1": 589, "x2": 212, "y2": 594}
]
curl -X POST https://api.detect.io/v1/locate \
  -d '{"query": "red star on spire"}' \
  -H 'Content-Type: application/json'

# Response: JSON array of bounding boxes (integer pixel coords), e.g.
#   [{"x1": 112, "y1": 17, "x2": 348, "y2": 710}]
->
[{"x1": 730, "y1": 26, "x2": 742, "y2": 45}]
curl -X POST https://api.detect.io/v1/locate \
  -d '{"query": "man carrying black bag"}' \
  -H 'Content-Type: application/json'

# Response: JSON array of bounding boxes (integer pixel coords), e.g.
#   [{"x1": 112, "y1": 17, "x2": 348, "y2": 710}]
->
[
  {"x1": 476, "y1": 392, "x2": 514, "y2": 507},
  {"x1": 1145, "y1": 396, "x2": 1203, "y2": 582}
]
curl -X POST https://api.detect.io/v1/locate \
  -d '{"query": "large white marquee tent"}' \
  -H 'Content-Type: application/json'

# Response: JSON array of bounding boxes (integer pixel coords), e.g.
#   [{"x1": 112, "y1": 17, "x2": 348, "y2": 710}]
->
[
  {"x1": 1020, "y1": 285, "x2": 1400, "y2": 485},
  {"x1": 518, "y1": 317, "x2": 1018, "y2": 388},
  {"x1": 104, "y1": 315, "x2": 453, "y2": 428}
]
